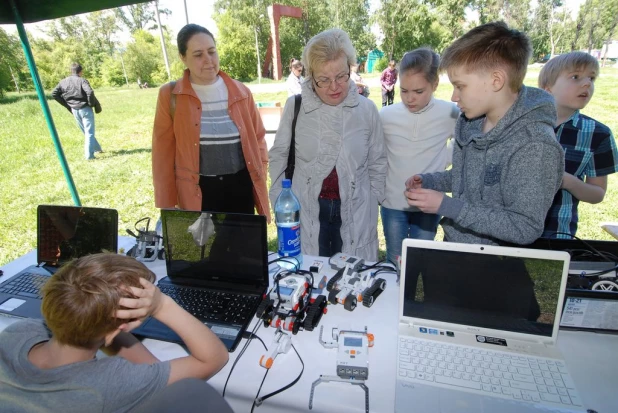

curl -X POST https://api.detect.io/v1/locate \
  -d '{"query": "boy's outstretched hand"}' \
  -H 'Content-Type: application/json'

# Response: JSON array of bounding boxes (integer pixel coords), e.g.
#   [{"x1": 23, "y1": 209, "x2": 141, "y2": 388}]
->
[
  {"x1": 115, "y1": 278, "x2": 164, "y2": 332},
  {"x1": 405, "y1": 175, "x2": 423, "y2": 190},
  {"x1": 405, "y1": 188, "x2": 444, "y2": 214}
]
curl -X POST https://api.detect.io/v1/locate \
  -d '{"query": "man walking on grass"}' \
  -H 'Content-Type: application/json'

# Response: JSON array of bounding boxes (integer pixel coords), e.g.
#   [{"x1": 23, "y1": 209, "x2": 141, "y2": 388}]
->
[{"x1": 52, "y1": 63, "x2": 103, "y2": 160}]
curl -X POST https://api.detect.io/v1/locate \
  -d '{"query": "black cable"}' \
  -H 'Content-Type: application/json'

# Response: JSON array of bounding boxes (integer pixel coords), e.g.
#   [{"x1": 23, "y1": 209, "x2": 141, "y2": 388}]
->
[
  {"x1": 243, "y1": 331, "x2": 268, "y2": 351},
  {"x1": 222, "y1": 319, "x2": 263, "y2": 397},
  {"x1": 134, "y1": 217, "x2": 151, "y2": 234},
  {"x1": 250, "y1": 369, "x2": 269, "y2": 413},
  {"x1": 253, "y1": 343, "x2": 304, "y2": 409},
  {"x1": 547, "y1": 232, "x2": 616, "y2": 262}
]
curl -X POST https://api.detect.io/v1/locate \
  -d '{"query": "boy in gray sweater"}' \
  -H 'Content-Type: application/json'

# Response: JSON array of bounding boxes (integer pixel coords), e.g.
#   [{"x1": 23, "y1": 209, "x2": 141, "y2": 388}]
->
[
  {"x1": 0, "y1": 253, "x2": 229, "y2": 412},
  {"x1": 405, "y1": 22, "x2": 564, "y2": 245}
]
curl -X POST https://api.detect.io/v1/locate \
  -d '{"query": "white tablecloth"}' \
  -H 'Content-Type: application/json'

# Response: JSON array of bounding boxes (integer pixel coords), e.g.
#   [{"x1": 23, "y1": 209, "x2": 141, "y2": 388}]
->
[{"x1": 1, "y1": 243, "x2": 617, "y2": 413}]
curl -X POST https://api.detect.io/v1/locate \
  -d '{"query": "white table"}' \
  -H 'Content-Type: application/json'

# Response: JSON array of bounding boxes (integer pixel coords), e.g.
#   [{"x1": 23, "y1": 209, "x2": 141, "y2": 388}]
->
[{"x1": 1, "y1": 245, "x2": 617, "y2": 413}]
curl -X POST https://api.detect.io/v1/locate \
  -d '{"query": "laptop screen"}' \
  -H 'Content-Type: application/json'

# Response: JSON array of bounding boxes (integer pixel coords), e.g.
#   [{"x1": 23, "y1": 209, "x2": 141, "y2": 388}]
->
[
  {"x1": 161, "y1": 210, "x2": 268, "y2": 285},
  {"x1": 37, "y1": 205, "x2": 118, "y2": 267},
  {"x1": 402, "y1": 242, "x2": 567, "y2": 338}
]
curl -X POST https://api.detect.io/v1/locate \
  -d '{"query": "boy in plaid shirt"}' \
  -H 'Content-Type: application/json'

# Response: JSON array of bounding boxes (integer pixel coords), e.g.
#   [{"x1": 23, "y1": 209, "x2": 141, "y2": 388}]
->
[{"x1": 539, "y1": 52, "x2": 618, "y2": 238}]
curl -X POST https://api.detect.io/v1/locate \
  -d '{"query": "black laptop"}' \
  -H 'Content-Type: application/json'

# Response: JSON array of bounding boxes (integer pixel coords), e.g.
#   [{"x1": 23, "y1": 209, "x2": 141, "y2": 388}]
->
[
  {"x1": 0, "y1": 205, "x2": 118, "y2": 319},
  {"x1": 132, "y1": 209, "x2": 269, "y2": 352}
]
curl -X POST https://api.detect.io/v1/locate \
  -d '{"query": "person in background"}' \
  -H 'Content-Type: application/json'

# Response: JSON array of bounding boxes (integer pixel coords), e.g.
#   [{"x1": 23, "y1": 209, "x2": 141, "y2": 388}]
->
[
  {"x1": 404, "y1": 22, "x2": 564, "y2": 245},
  {"x1": 0, "y1": 253, "x2": 229, "y2": 412},
  {"x1": 52, "y1": 63, "x2": 103, "y2": 160},
  {"x1": 269, "y1": 28, "x2": 386, "y2": 261},
  {"x1": 380, "y1": 59, "x2": 398, "y2": 106},
  {"x1": 350, "y1": 63, "x2": 369, "y2": 97},
  {"x1": 380, "y1": 48, "x2": 459, "y2": 267},
  {"x1": 152, "y1": 24, "x2": 270, "y2": 222},
  {"x1": 287, "y1": 58, "x2": 304, "y2": 96},
  {"x1": 538, "y1": 52, "x2": 618, "y2": 239}
]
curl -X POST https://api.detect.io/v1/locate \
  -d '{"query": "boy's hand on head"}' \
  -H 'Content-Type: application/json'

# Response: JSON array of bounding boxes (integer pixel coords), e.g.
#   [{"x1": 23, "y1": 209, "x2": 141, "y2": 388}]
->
[
  {"x1": 405, "y1": 188, "x2": 444, "y2": 214},
  {"x1": 405, "y1": 175, "x2": 423, "y2": 190},
  {"x1": 115, "y1": 278, "x2": 164, "y2": 331}
]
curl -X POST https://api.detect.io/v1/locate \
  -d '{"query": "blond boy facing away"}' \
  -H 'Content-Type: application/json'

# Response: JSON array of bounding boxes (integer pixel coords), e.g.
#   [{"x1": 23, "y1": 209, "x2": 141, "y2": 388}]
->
[
  {"x1": 539, "y1": 52, "x2": 618, "y2": 239},
  {"x1": 0, "y1": 253, "x2": 229, "y2": 413},
  {"x1": 405, "y1": 21, "x2": 564, "y2": 245}
]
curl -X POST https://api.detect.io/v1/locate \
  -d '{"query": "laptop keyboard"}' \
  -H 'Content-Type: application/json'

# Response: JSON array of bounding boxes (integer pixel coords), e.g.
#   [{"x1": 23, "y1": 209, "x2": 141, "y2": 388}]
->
[
  {"x1": 397, "y1": 337, "x2": 582, "y2": 408},
  {"x1": 158, "y1": 284, "x2": 260, "y2": 324},
  {"x1": 0, "y1": 272, "x2": 47, "y2": 299}
]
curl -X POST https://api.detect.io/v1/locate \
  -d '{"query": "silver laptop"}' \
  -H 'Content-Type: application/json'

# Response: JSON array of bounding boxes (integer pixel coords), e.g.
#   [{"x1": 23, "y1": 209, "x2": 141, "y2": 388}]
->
[{"x1": 395, "y1": 239, "x2": 585, "y2": 413}]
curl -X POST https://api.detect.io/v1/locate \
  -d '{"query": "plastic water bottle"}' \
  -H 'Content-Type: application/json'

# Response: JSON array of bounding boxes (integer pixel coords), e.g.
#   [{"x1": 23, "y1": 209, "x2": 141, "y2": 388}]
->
[{"x1": 275, "y1": 179, "x2": 302, "y2": 270}]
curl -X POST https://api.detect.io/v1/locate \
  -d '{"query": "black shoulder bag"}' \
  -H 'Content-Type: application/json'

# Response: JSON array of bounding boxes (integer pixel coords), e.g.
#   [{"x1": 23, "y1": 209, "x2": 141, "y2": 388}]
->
[{"x1": 284, "y1": 94, "x2": 302, "y2": 180}]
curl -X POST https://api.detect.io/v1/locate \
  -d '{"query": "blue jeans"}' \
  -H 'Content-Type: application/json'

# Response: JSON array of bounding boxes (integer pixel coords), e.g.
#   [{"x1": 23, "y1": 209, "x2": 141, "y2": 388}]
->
[
  {"x1": 318, "y1": 198, "x2": 343, "y2": 257},
  {"x1": 72, "y1": 106, "x2": 101, "y2": 159},
  {"x1": 381, "y1": 206, "x2": 440, "y2": 267}
]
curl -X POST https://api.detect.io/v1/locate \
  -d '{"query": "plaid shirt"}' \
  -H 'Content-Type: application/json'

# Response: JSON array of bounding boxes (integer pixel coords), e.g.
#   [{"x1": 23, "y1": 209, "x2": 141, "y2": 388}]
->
[
  {"x1": 380, "y1": 67, "x2": 398, "y2": 91},
  {"x1": 543, "y1": 111, "x2": 618, "y2": 238}
]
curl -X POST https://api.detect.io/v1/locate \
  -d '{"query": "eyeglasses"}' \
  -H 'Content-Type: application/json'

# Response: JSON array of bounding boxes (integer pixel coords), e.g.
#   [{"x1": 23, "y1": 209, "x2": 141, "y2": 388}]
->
[{"x1": 313, "y1": 71, "x2": 350, "y2": 88}]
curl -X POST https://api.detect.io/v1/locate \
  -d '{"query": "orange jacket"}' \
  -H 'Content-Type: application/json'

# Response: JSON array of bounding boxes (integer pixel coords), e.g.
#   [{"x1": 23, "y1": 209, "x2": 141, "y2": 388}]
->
[{"x1": 152, "y1": 69, "x2": 271, "y2": 222}]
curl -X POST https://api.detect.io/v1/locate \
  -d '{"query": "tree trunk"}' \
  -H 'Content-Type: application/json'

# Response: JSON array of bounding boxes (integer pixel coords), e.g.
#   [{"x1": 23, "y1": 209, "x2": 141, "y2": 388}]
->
[
  {"x1": 154, "y1": 0, "x2": 171, "y2": 81},
  {"x1": 601, "y1": 16, "x2": 617, "y2": 67},
  {"x1": 9, "y1": 65, "x2": 20, "y2": 93}
]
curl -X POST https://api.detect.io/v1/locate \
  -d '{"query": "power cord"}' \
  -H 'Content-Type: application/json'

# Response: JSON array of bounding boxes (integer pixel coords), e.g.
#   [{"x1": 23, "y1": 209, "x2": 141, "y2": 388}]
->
[
  {"x1": 243, "y1": 331, "x2": 268, "y2": 351},
  {"x1": 222, "y1": 318, "x2": 264, "y2": 397},
  {"x1": 546, "y1": 232, "x2": 618, "y2": 262},
  {"x1": 251, "y1": 343, "x2": 304, "y2": 412}
]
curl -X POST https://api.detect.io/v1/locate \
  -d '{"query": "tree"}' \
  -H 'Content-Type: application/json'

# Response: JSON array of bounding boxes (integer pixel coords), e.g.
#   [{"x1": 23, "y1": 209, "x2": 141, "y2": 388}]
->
[
  {"x1": 331, "y1": 0, "x2": 376, "y2": 59},
  {"x1": 115, "y1": 3, "x2": 156, "y2": 33},
  {"x1": 429, "y1": 0, "x2": 469, "y2": 41},
  {"x1": 600, "y1": 0, "x2": 618, "y2": 66},
  {"x1": 124, "y1": 30, "x2": 163, "y2": 85},
  {"x1": 376, "y1": 0, "x2": 451, "y2": 59},
  {"x1": 213, "y1": 0, "x2": 270, "y2": 80},
  {"x1": 0, "y1": 27, "x2": 27, "y2": 96},
  {"x1": 38, "y1": 11, "x2": 122, "y2": 87}
]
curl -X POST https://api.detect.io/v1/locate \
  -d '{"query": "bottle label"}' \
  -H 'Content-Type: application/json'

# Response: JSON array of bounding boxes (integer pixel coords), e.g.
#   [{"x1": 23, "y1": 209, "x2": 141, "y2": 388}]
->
[{"x1": 277, "y1": 224, "x2": 301, "y2": 257}]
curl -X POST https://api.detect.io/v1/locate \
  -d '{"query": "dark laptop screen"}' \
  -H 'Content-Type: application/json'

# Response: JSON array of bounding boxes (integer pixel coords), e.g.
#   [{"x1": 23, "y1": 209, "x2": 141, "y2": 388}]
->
[
  {"x1": 37, "y1": 205, "x2": 118, "y2": 267},
  {"x1": 161, "y1": 210, "x2": 268, "y2": 285},
  {"x1": 402, "y1": 246, "x2": 565, "y2": 337}
]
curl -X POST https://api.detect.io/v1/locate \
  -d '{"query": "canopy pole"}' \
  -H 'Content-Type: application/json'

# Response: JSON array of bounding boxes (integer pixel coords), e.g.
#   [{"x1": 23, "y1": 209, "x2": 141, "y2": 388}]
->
[{"x1": 10, "y1": 0, "x2": 81, "y2": 206}]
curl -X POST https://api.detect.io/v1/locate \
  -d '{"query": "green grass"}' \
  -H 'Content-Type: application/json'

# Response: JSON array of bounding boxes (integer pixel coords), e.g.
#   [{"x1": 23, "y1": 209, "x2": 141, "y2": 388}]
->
[{"x1": 1, "y1": 67, "x2": 617, "y2": 266}]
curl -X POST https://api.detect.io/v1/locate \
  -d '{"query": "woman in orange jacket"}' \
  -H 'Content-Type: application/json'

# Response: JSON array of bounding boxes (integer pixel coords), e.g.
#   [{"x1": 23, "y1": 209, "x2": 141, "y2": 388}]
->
[{"x1": 152, "y1": 24, "x2": 271, "y2": 222}]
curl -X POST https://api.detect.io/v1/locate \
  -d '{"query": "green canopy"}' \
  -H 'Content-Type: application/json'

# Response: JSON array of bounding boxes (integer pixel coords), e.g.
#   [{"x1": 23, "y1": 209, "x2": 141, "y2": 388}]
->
[
  {"x1": 2, "y1": 0, "x2": 149, "y2": 206},
  {"x1": 0, "y1": 0, "x2": 145, "y2": 24}
]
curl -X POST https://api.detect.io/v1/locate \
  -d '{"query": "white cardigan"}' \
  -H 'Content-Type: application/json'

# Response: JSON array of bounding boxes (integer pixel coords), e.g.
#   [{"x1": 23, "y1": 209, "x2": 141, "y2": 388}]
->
[{"x1": 380, "y1": 98, "x2": 459, "y2": 211}]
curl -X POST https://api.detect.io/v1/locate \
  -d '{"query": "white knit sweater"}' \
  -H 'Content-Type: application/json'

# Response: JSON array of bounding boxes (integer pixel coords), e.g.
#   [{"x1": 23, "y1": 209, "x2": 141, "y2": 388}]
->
[{"x1": 379, "y1": 97, "x2": 459, "y2": 211}]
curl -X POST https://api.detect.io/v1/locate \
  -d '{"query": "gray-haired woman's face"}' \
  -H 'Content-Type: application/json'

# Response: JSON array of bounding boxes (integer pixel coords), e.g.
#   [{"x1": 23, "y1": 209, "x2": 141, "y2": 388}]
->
[{"x1": 311, "y1": 55, "x2": 350, "y2": 106}]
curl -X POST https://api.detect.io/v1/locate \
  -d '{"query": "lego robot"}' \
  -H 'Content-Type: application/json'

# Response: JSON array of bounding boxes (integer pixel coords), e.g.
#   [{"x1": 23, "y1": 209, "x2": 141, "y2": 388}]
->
[
  {"x1": 326, "y1": 253, "x2": 387, "y2": 311},
  {"x1": 309, "y1": 325, "x2": 374, "y2": 413},
  {"x1": 255, "y1": 273, "x2": 327, "y2": 334}
]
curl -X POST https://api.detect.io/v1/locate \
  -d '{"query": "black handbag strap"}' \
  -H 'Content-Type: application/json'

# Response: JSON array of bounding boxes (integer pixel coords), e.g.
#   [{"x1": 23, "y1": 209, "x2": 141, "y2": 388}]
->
[{"x1": 285, "y1": 94, "x2": 302, "y2": 180}]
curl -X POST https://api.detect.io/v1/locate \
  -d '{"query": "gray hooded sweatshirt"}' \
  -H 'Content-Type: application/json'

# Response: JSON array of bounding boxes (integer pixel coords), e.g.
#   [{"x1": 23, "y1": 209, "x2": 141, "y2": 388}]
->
[{"x1": 419, "y1": 86, "x2": 564, "y2": 245}]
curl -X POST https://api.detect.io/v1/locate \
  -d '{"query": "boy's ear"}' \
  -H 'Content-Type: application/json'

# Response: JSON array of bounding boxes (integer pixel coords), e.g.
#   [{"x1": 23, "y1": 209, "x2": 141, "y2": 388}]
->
[
  {"x1": 491, "y1": 69, "x2": 507, "y2": 92},
  {"x1": 103, "y1": 327, "x2": 124, "y2": 347}
]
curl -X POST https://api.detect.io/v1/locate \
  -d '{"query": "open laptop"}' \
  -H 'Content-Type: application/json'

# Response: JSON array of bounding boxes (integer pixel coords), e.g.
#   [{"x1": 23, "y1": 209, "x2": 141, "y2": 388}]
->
[
  {"x1": 395, "y1": 239, "x2": 585, "y2": 413},
  {"x1": 0, "y1": 205, "x2": 118, "y2": 319},
  {"x1": 132, "y1": 209, "x2": 269, "y2": 352}
]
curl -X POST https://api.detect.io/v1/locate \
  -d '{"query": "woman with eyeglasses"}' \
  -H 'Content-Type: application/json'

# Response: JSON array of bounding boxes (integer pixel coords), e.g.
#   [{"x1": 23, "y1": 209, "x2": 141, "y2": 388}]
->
[{"x1": 269, "y1": 29, "x2": 386, "y2": 261}]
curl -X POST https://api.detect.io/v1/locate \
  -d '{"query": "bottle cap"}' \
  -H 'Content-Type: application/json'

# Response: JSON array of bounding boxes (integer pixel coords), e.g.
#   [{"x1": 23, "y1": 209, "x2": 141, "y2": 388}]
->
[{"x1": 282, "y1": 179, "x2": 291, "y2": 188}]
